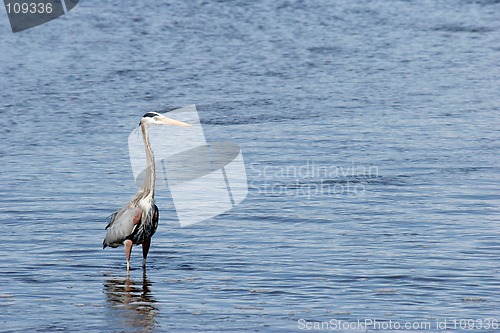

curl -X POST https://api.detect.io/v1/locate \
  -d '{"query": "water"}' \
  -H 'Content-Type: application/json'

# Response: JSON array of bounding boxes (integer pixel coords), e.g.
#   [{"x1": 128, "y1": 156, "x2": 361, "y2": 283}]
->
[{"x1": 1, "y1": 0, "x2": 499, "y2": 332}]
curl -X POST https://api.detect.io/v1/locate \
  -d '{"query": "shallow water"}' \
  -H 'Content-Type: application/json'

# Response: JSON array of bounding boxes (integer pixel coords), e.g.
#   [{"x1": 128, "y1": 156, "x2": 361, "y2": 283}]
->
[{"x1": 1, "y1": 0, "x2": 499, "y2": 332}]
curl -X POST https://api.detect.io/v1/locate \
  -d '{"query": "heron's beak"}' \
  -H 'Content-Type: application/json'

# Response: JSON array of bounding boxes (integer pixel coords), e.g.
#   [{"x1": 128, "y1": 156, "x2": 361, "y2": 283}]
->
[{"x1": 160, "y1": 116, "x2": 191, "y2": 127}]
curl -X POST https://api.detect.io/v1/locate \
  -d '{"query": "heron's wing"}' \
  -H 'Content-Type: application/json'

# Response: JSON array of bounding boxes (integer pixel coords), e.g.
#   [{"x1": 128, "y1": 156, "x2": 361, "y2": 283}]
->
[
  {"x1": 104, "y1": 212, "x2": 118, "y2": 230},
  {"x1": 103, "y1": 207, "x2": 141, "y2": 248}
]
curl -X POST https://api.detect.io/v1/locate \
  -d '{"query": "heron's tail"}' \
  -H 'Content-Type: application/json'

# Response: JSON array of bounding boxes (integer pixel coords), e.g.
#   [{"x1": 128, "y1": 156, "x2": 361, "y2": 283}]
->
[{"x1": 102, "y1": 240, "x2": 107, "y2": 249}]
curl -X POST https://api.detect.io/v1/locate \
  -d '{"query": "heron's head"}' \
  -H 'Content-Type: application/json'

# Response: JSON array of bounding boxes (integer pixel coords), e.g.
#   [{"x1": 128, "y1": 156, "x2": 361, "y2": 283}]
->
[{"x1": 140, "y1": 112, "x2": 191, "y2": 127}]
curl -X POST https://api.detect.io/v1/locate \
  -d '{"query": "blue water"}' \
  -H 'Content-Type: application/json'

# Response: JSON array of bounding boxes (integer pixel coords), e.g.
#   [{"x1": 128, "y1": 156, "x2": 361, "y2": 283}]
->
[{"x1": 1, "y1": 1, "x2": 499, "y2": 332}]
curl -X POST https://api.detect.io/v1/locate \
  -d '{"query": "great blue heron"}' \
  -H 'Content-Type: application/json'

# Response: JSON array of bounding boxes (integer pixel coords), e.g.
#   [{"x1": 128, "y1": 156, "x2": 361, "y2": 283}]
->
[{"x1": 103, "y1": 111, "x2": 190, "y2": 271}]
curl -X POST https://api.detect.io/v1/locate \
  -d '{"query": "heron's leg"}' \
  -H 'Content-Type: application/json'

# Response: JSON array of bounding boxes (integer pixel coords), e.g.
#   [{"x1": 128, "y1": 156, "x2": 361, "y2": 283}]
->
[
  {"x1": 142, "y1": 238, "x2": 151, "y2": 268},
  {"x1": 124, "y1": 239, "x2": 133, "y2": 272}
]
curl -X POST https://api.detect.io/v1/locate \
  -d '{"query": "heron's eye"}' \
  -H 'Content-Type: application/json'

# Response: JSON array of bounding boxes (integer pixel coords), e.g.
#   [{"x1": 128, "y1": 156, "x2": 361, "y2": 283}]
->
[{"x1": 143, "y1": 112, "x2": 159, "y2": 118}]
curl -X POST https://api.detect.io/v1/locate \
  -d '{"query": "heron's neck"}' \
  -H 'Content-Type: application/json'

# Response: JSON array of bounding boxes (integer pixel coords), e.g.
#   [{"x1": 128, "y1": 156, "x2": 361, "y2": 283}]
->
[{"x1": 141, "y1": 124, "x2": 155, "y2": 196}]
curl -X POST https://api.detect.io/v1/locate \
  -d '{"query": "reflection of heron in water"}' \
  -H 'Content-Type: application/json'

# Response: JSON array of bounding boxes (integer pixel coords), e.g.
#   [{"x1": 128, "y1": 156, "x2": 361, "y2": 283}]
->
[
  {"x1": 102, "y1": 112, "x2": 190, "y2": 271},
  {"x1": 103, "y1": 272, "x2": 158, "y2": 332}
]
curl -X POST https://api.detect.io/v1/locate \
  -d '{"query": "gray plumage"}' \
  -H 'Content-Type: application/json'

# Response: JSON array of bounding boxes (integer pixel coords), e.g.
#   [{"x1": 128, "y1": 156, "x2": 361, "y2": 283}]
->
[
  {"x1": 102, "y1": 200, "x2": 159, "y2": 249},
  {"x1": 102, "y1": 111, "x2": 190, "y2": 271}
]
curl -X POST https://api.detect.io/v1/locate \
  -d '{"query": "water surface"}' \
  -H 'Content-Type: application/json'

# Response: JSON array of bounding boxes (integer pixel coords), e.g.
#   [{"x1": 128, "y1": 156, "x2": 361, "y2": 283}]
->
[{"x1": 0, "y1": 0, "x2": 499, "y2": 332}]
